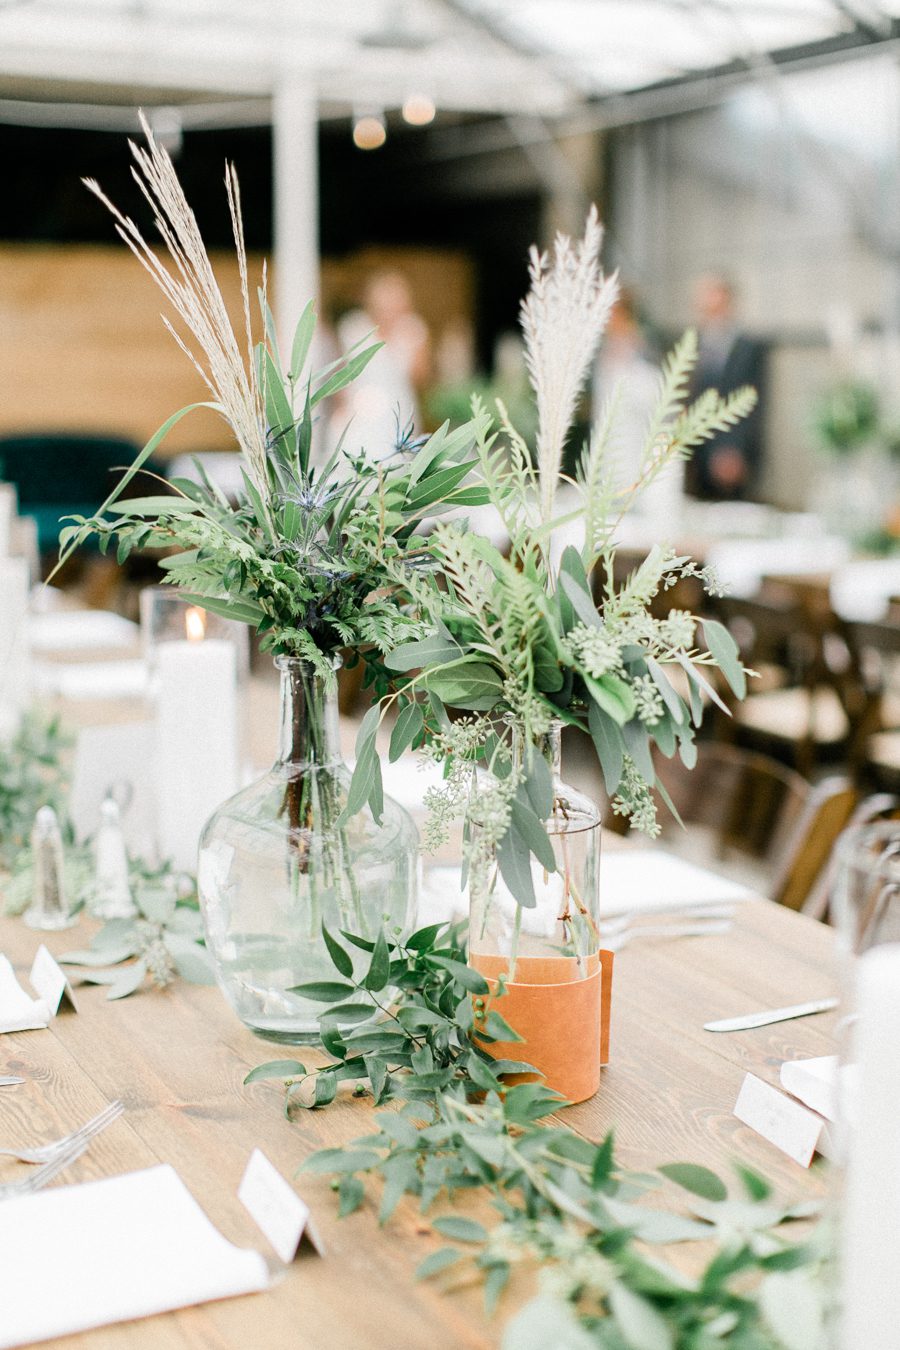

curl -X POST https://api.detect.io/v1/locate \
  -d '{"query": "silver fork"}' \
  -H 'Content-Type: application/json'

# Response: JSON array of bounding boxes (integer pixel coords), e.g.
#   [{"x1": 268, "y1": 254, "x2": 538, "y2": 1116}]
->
[
  {"x1": 0, "y1": 1100, "x2": 123, "y2": 1164},
  {"x1": 0, "y1": 1138, "x2": 88, "y2": 1201}
]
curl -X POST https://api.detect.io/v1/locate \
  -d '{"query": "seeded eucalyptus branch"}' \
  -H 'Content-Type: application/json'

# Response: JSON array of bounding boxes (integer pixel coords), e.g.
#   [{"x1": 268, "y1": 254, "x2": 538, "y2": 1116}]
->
[{"x1": 247, "y1": 922, "x2": 826, "y2": 1348}]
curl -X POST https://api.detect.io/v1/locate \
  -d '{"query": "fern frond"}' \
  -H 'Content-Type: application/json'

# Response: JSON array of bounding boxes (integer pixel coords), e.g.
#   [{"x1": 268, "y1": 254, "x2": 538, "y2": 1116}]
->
[
  {"x1": 641, "y1": 329, "x2": 699, "y2": 453},
  {"x1": 668, "y1": 385, "x2": 758, "y2": 452}
]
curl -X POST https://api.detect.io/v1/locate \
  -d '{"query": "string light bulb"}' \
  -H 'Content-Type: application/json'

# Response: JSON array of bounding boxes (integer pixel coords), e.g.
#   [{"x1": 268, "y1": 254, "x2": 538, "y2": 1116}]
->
[
  {"x1": 402, "y1": 93, "x2": 436, "y2": 126},
  {"x1": 353, "y1": 114, "x2": 387, "y2": 150}
]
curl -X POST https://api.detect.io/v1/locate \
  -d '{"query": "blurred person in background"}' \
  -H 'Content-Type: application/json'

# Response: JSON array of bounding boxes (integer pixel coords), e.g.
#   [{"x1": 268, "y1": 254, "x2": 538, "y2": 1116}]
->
[
  {"x1": 687, "y1": 273, "x2": 767, "y2": 500},
  {"x1": 593, "y1": 286, "x2": 684, "y2": 527},
  {"x1": 333, "y1": 271, "x2": 431, "y2": 456}
]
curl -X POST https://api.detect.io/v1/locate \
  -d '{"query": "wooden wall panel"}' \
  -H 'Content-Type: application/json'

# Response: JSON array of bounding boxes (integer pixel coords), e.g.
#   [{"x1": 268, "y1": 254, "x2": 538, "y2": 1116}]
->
[{"x1": 0, "y1": 244, "x2": 473, "y2": 457}]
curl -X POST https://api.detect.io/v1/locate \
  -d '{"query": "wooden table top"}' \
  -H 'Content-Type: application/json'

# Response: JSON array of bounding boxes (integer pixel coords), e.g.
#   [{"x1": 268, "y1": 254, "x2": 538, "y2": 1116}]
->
[{"x1": 0, "y1": 894, "x2": 837, "y2": 1350}]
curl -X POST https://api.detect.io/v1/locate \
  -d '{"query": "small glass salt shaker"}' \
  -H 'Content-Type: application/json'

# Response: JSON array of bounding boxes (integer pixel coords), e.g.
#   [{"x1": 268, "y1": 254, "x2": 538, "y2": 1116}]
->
[
  {"x1": 24, "y1": 805, "x2": 77, "y2": 930},
  {"x1": 90, "y1": 797, "x2": 137, "y2": 920}
]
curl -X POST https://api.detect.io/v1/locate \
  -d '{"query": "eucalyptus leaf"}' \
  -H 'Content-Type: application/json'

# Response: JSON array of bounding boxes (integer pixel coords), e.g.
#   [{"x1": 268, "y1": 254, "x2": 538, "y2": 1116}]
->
[{"x1": 702, "y1": 618, "x2": 747, "y2": 699}]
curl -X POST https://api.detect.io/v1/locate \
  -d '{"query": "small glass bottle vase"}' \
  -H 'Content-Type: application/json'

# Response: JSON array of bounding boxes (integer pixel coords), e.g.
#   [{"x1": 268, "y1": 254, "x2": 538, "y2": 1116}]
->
[
  {"x1": 467, "y1": 723, "x2": 607, "y2": 1103},
  {"x1": 198, "y1": 656, "x2": 418, "y2": 1043}
]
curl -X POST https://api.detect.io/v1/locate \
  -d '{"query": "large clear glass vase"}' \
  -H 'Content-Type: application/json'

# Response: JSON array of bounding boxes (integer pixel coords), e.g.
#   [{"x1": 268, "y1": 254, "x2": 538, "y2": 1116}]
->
[
  {"x1": 467, "y1": 722, "x2": 607, "y2": 1103},
  {"x1": 197, "y1": 656, "x2": 418, "y2": 1043}
]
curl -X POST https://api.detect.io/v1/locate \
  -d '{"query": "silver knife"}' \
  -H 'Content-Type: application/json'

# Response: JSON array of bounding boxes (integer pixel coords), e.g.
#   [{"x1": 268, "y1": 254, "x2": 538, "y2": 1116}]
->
[
  {"x1": 0, "y1": 1076, "x2": 24, "y2": 1086},
  {"x1": 704, "y1": 997, "x2": 838, "y2": 1033}
]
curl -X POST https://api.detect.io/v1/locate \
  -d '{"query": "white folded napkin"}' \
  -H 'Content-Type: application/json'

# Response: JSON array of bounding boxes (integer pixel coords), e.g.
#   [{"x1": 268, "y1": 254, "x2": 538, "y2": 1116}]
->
[
  {"x1": 0, "y1": 1164, "x2": 271, "y2": 1349},
  {"x1": 33, "y1": 659, "x2": 149, "y2": 701},
  {"x1": 599, "y1": 850, "x2": 755, "y2": 918},
  {"x1": 29, "y1": 610, "x2": 139, "y2": 654},
  {"x1": 419, "y1": 851, "x2": 755, "y2": 928},
  {"x1": 0, "y1": 955, "x2": 50, "y2": 1033}
]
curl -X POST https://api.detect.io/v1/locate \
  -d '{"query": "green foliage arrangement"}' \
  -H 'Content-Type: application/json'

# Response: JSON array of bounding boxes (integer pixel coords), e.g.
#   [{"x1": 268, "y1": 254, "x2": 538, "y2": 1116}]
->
[
  {"x1": 5, "y1": 840, "x2": 213, "y2": 999},
  {"x1": 0, "y1": 714, "x2": 71, "y2": 870},
  {"x1": 349, "y1": 213, "x2": 756, "y2": 914},
  {"x1": 812, "y1": 380, "x2": 881, "y2": 458},
  {"x1": 247, "y1": 921, "x2": 825, "y2": 1350},
  {"x1": 54, "y1": 116, "x2": 488, "y2": 684}
]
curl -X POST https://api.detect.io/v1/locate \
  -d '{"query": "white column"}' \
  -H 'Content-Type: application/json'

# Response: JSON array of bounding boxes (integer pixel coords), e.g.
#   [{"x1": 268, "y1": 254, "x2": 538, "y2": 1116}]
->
[{"x1": 272, "y1": 79, "x2": 319, "y2": 352}]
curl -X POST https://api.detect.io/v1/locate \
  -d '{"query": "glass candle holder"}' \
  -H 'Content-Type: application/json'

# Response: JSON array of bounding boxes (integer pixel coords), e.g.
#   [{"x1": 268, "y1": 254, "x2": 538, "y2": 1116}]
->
[{"x1": 830, "y1": 821, "x2": 900, "y2": 1350}]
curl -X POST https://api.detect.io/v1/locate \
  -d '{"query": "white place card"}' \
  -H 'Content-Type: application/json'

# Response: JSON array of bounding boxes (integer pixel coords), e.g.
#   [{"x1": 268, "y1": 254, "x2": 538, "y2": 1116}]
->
[
  {"x1": 734, "y1": 1072, "x2": 829, "y2": 1167},
  {"x1": 29, "y1": 944, "x2": 79, "y2": 1016},
  {"x1": 238, "y1": 1148, "x2": 325, "y2": 1262},
  {"x1": 0, "y1": 954, "x2": 50, "y2": 1033}
]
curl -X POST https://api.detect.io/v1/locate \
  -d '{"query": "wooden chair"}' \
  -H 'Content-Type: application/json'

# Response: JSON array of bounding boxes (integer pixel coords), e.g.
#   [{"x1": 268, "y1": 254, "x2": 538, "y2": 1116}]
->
[
  {"x1": 841, "y1": 617, "x2": 900, "y2": 788},
  {"x1": 652, "y1": 741, "x2": 856, "y2": 914},
  {"x1": 712, "y1": 589, "x2": 851, "y2": 776},
  {"x1": 802, "y1": 793, "x2": 900, "y2": 922}
]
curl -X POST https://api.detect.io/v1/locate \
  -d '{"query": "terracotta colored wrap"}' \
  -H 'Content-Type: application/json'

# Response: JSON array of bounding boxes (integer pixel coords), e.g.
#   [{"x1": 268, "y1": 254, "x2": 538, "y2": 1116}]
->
[{"x1": 470, "y1": 950, "x2": 615, "y2": 1104}]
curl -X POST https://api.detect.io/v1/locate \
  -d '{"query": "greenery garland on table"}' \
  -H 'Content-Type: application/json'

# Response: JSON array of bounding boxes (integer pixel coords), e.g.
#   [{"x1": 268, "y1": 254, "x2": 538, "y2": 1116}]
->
[
  {"x1": 247, "y1": 922, "x2": 827, "y2": 1350},
  {"x1": 0, "y1": 713, "x2": 213, "y2": 998},
  {"x1": 0, "y1": 714, "x2": 71, "y2": 870}
]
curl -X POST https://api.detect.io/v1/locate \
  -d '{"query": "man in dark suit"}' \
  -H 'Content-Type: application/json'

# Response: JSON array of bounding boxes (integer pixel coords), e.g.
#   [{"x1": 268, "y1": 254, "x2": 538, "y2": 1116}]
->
[{"x1": 687, "y1": 274, "x2": 767, "y2": 500}]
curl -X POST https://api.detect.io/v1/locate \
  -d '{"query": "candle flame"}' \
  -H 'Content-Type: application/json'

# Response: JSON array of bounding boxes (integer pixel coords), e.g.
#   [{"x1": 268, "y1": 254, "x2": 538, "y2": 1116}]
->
[{"x1": 185, "y1": 606, "x2": 206, "y2": 642}]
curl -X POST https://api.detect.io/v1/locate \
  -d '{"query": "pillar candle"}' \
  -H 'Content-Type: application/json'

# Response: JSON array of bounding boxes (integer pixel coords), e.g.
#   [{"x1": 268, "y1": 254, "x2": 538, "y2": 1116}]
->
[
  {"x1": 154, "y1": 635, "x2": 239, "y2": 872},
  {"x1": 0, "y1": 556, "x2": 31, "y2": 737},
  {"x1": 0, "y1": 484, "x2": 15, "y2": 558},
  {"x1": 840, "y1": 942, "x2": 900, "y2": 1348}
]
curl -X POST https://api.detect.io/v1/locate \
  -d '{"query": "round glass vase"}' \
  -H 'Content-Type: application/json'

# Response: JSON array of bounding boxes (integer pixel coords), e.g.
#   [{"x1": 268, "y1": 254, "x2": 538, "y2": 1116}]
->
[
  {"x1": 467, "y1": 722, "x2": 605, "y2": 1103},
  {"x1": 197, "y1": 656, "x2": 419, "y2": 1043}
]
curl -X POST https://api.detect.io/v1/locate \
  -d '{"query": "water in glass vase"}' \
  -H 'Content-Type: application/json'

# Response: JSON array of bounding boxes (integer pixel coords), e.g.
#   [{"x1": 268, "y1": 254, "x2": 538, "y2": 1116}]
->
[
  {"x1": 198, "y1": 656, "x2": 418, "y2": 1043},
  {"x1": 467, "y1": 722, "x2": 607, "y2": 1103}
]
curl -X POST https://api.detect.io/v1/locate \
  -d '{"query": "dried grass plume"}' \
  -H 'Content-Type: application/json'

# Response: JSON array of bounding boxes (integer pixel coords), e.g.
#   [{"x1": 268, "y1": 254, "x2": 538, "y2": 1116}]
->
[{"x1": 520, "y1": 207, "x2": 619, "y2": 524}]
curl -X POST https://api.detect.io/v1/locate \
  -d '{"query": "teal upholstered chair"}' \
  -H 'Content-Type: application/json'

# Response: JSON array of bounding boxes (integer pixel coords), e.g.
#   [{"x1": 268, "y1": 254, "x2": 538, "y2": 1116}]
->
[{"x1": 0, "y1": 433, "x2": 143, "y2": 555}]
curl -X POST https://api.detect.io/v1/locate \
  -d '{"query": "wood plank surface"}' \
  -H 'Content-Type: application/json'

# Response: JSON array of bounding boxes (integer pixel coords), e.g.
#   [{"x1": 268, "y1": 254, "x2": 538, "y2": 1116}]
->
[{"x1": 0, "y1": 894, "x2": 837, "y2": 1350}]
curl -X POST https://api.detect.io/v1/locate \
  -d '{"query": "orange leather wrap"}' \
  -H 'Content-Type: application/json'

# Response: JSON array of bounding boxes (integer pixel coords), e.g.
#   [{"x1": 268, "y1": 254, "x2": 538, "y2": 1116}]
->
[{"x1": 470, "y1": 950, "x2": 614, "y2": 1104}]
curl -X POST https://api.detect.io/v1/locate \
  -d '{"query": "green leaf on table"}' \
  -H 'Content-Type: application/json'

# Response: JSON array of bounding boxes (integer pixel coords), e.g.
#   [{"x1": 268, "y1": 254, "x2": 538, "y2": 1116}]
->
[
  {"x1": 59, "y1": 944, "x2": 140, "y2": 967},
  {"x1": 106, "y1": 959, "x2": 147, "y2": 1001},
  {"x1": 405, "y1": 921, "x2": 447, "y2": 952},
  {"x1": 301, "y1": 1148, "x2": 382, "y2": 1174},
  {"x1": 170, "y1": 945, "x2": 217, "y2": 985},
  {"x1": 319, "y1": 1002, "x2": 376, "y2": 1025},
  {"x1": 502, "y1": 1295, "x2": 597, "y2": 1350},
  {"x1": 314, "y1": 1073, "x2": 338, "y2": 1107},
  {"x1": 609, "y1": 1282, "x2": 675, "y2": 1350},
  {"x1": 660, "y1": 1162, "x2": 728, "y2": 1202},
  {"x1": 432, "y1": 1216, "x2": 487, "y2": 1243},
  {"x1": 322, "y1": 925, "x2": 354, "y2": 979},
  {"x1": 416, "y1": 1247, "x2": 467, "y2": 1280},
  {"x1": 287, "y1": 980, "x2": 357, "y2": 1003},
  {"x1": 389, "y1": 701, "x2": 424, "y2": 761},
  {"x1": 702, "y1": 618, "x2": 747, "y2": 699},
  {"x1": 734, "y1": 1162, "x2": 772, "y2": 1202},
  {"x1": 338, "y1": 1174, "x2": 365, "y2": 1218},
  {"x1": 244, "y1": 1060, "x2": 307, "y2": 1084},
  {"x1": 426, "y1": 955, "x2": 488, "y2": 995},
  {"x1": 364, "y1": 930, "x2": 391, "y2": 992}
]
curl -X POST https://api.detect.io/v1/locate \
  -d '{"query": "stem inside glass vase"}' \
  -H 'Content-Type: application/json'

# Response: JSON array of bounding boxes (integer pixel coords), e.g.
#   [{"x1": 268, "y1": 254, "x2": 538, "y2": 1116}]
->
[{"x1": 275, "y1": 655, "x2": 364, "y2": 934}]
